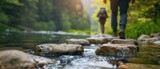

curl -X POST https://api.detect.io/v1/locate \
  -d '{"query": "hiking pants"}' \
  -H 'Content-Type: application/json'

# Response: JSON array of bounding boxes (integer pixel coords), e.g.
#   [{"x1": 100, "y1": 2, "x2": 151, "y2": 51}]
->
[{"x1": 110, "y1": 0, "x2": 130, "y2": 33}]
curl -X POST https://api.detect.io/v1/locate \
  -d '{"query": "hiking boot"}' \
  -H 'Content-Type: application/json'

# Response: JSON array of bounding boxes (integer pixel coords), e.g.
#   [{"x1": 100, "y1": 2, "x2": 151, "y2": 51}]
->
[{"x1": 119, "y1": 28, "x2": 125, "y2": 39}]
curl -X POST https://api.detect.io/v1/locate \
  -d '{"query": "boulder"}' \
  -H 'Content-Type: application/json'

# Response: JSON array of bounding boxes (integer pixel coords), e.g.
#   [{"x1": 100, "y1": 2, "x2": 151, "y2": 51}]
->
[
  {"x1": 96, "y1": 44, "x2": 138, "y2": 56},
  {"x1": 111, "y1": 39, "x2": 138, "y2": 45},
  {"x1": 138, "y1": 34, "x2": 160, "y2": 46},
  {"x1": 34, "y1": 44, "x2": 84, "y2": 56},
  {"x1": 150, "y1": 33, "x2": 160, "y2": 38},
  {"x1": 0, "y1": 50, "x2": 55, "y2": 69},
  {"x1": 139, "y1": 37, "x2": 160, "y2": 45},
  {"x1": 154, "y1": 40, "x2": 160, "y2": 46},
  {"x1": 67, "y1": 39, "x2": 90, "y2": 46},
  {"x1": 138, "y1": 35, "x2": 150, "y2": 41}
]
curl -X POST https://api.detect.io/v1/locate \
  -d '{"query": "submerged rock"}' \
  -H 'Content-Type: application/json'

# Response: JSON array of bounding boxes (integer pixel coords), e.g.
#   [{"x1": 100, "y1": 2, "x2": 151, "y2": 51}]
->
[
  {"x1": 111, "y1": 39, "x2": 138, "y2": 45},
  {"x1": 96, "y1": 44, "x2": 138, "y2": 57},
  {"x1": 67, "y1": 39, "x2": 90, "y2": 46},
  {"x1": 0, "y1": 50, "x2": 55, "y2": 69},
  {"x1": 34, "y1": 44, "x2": 84, "y2": 56}
]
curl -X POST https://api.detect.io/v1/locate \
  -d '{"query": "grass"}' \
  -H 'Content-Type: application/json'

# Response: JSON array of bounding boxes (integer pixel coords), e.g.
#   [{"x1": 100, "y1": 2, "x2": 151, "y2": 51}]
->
[{"x1": 125, "y1": 21, "x2": 160, "y2": 39}]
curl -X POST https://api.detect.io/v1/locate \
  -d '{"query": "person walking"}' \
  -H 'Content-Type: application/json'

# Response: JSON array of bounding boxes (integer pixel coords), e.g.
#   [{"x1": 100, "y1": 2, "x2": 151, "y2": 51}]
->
[
  {"x1": 103, "y1": 0, "x2": 135, "y2": 39},
  {"x1": 97, "y1": 8, "x2": 108, "y2": 34}
]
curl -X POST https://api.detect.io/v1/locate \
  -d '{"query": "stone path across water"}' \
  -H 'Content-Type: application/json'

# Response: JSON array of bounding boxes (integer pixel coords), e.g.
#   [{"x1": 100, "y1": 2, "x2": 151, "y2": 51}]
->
[{"x1": 0, "y1": 33, "x2": 160, "y2": 69}]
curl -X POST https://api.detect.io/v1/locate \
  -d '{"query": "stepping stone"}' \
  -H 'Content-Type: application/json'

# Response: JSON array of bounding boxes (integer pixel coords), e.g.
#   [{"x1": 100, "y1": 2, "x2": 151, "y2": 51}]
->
[
  {"x1": 154, "y1": 40, "x2": 160, "y2": 46},
  {"x1": 96, "y1": 44, "x2": 138, "y2": 57},
  {"x1": 138, "y1": 35, "x2": 151, "y2": 41},
  {"x1": 34, "y1": 44, "x2": 84, "y2": 56},
  {"x1": 138, "y1": 37, "x2": 160, "y2": 45},
  {"x1": 86, "y1": 37, "x2": 117, "y2": 44},
  {"x1": 0, "y1": 50, "x2": 55, "y2": 69},
  {"x1": 67, "y1": 39, "x2": 90, "y2": 46},
  {"x1": 111, "y1": 39, "x2": 138, "y2": 45},
  {"x1": 138, "y1": 34, "x2": 160, "y2": 46}
]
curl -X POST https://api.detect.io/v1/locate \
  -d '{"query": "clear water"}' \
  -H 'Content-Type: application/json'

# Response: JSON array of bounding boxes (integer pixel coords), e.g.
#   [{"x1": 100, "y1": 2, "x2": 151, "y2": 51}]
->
[{"x1": 0, "y1": 31, "x2": 118, "y2": 69}]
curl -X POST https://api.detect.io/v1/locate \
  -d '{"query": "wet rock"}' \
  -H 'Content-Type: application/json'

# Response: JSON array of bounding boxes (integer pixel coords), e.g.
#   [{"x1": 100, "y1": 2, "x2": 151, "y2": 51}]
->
[
  {"x1": 139, "y1": 37, "x2": 160, "y2": 45},
  {"x1": 154, "y1": 40, "x2": 160, "y2": 46},
  {"x1": 111, "y1": 39, "x2": 138, "y2": 45},
  {"x1": 96, "y1": 44, "x2": 138, "y2": 56},
  {"x1": 0, "y1": 50, "x2": 55, "y2": 69},
  {"x1": 86, "y1": 37, "x2": 104, "y2": 44},
  {"x1": 67, "y1": 39, "x2": 90, "y2": 46},
  {"x1": 34, "y1": 44, "x2": 84, "y2": 56},
  {"x1": 86, "y1": 37, "x2": 116, "y2": 44},
  {"x1": 138, "y1": 35, "x2": 150, "y2": 41},
  {"x1": 138, "y1": 34, "x2": 160, "y2": 46},
  {"x1": 150, "y1": 33, "x2": 160, "y2": 38},
  {"x1": 86, "y1": 34, "x2": 117, "y2": 44}
]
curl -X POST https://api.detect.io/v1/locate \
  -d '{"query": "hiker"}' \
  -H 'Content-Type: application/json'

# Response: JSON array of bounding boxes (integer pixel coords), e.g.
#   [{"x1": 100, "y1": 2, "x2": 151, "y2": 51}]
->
[
  {"x1": 103, "y1": 0, "x2": 135, "y2": 39},
  {"x1": 97, "y1": 8, "x2": 108, "y2": 34}
]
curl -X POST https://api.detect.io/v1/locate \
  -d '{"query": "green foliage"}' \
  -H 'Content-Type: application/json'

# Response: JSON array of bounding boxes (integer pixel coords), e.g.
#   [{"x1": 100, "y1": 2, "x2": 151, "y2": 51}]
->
[
  {"x1": 0, "y1": 12, "x2": 9, "y2": 23},
  {"x1": 0, "y1": 0, "x2": 90, "y2": 31},
  {"x1": 33, "y1": 21, "x2": 56, "y2": 31},
  {"x1": 126, "y1": 20, "x2": 160, "y2": 39}
]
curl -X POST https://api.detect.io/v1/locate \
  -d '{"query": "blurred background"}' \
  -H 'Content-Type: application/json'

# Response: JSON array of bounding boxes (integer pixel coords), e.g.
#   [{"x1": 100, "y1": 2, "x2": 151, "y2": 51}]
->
[{"x1": 0, "y1": 0, "x2": 160, "y2": 38}]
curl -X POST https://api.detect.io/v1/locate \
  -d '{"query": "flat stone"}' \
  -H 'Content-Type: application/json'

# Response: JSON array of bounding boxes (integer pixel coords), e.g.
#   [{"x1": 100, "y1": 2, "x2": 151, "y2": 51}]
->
[
  {"x1": 154, "y1": 40, "x2": 160, "y2": 46},
  {"x1": 34, "y1": 44, "x2": 84, "y2": 56},
  {"x1": 96, "y1": 44, "x2": 138, "y2": 56},
  {"x1": 138, "y1": 35, "x2": 151, "y2": 41},
  {"x1": 86, "y1": 37, "x2": 104, "y2": 44},
  {"x1": 67, "y1": 39, "x2": 90, "y2": 46},
  {"x1": 111, "y1": 39, "x2": 138, "y2": 45},
  {"x1": 0, "y1": 50, "x2": 55, "y2": 69},
  {"x1": 138, "y1": 37, "x2": 160, "y2": 45},
  {"x1": 86, "y1": 37, "x2": 117, "y2": 44},
  {"x1": 150, "y1": 33, "x2": 160, "y2": 38}
]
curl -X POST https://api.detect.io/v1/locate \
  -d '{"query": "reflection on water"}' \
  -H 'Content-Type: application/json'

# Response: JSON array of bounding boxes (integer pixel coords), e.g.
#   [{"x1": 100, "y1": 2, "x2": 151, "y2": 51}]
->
[{"x1": 0, "y1": 31, "x2": 88, "y2": 49}]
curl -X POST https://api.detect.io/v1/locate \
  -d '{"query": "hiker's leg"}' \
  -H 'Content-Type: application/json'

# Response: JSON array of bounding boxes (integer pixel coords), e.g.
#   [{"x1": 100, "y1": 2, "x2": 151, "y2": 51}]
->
[
  {"x1": 119, "y1": 0, "x2": 130, "y2": 29},
  {"x1": 119, "y1": 0, "x2": 130, "y2": 39},
  {"x1": 100, "y1": 20, "x2": 106, "y2": 34},
  {"x1": 111, "y1": 0, "x2": 118, "y2": 33}
]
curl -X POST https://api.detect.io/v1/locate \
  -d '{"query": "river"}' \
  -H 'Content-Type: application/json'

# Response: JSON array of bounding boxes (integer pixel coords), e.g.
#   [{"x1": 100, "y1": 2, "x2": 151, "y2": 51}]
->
[{"x1": 0, "y1": 31, "x2": 119, "y2": 69}]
